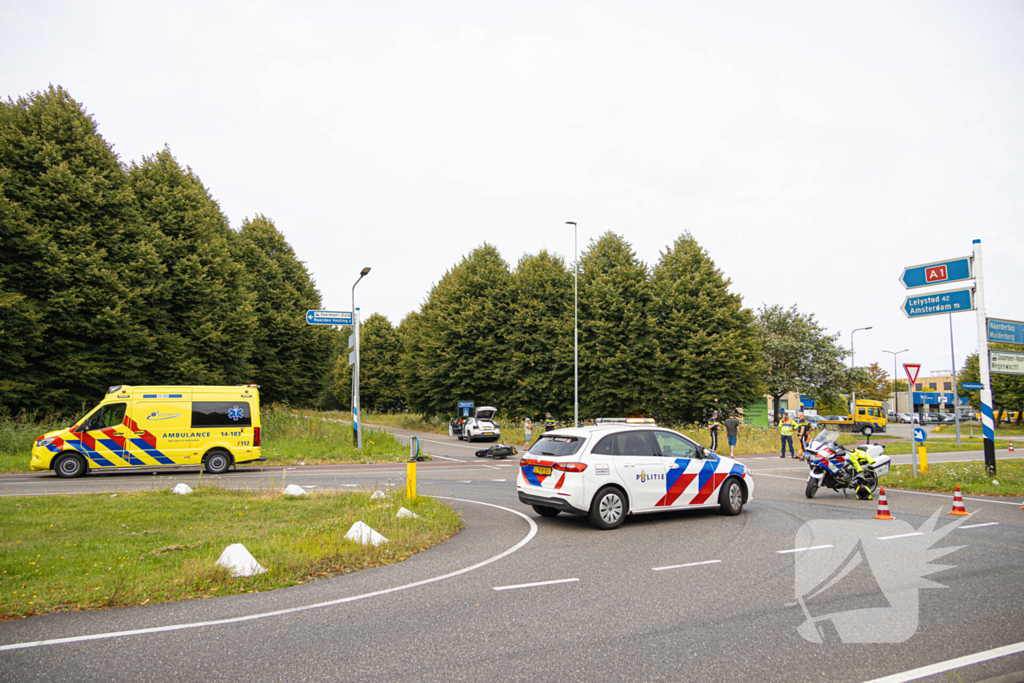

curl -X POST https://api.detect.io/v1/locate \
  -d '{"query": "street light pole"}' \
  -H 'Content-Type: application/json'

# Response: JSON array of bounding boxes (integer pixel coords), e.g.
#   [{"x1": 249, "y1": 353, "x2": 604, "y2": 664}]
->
[
  {"x1": 352, "y1": 267, "x2": 371, "y2": 450},
  {"x1": 882, "y1": 348, "x2": 909, "y2": 415},
  {"x1": 850, "y1": 326, "x2": 872, "y2": 415},
  {"x1": 566, "y1": 221, "x2": 578, "y2": 428}
]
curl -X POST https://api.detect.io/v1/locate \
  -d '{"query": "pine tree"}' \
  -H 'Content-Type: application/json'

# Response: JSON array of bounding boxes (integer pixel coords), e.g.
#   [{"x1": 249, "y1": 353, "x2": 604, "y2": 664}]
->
[
  {"x1": 577, "y1": 232, "x2": 655, "y2": 418},
  {"x1": 0, "y1": 86, "x2": 162, "y2": 413},
  {"x1": 357, "y1": 313, "x2": 404, "y2": 412},
  {"x1": 236, "y1": 215, "x2": 333, "y2": 405},
  {"x1": 649, "y1": 233, "x2": 762, "y2": 422},
  {"x1": 400, "y1": 244, "x2": 513, "y2": 416},
  {"x1": 397, "y1": 311, "x2": 429, "y2": 414},
  {"x1": 127, "y1": 147, "x2": 256, "y2": 386},
  {"x1": 507, "y1": 251, "x2": 575, "y2": 418}
]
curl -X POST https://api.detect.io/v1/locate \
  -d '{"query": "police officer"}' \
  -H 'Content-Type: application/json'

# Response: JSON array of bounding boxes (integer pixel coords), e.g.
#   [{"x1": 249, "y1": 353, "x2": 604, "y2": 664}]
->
[
  {"x1": 795, "y1": 412, "x2": 812, "y2": 458},
  {"x1": 544, "y1": 412, "x2": 556, "y2": 432},
  {"x1": 779, "y1": 413, "x2": 795, "y2": 458}
]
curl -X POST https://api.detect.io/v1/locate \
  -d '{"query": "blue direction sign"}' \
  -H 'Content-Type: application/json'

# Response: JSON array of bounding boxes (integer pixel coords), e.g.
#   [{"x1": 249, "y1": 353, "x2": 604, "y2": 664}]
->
[
  {"x1": 902, "y1": 288, "x2": 975, "y2": 319},
  {"x1": 961, "y1": 382, "x2": 983, "y2": 391},
  {"x1": 913, "y1": 427, "x2": 927, "y2": 443},
  {"x1": 305, "y1": 310, "x2": 353, "y2": 326},
  {"x1": 988, "y1": 318, "x2": 1024, "y2": 345},
  {"x1": 899, "y1": 256, "x2": 973, "y2": 290}
]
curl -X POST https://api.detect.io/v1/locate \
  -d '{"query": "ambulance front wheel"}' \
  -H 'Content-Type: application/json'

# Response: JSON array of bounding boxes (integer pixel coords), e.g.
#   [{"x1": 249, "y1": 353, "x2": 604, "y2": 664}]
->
[
  {"x1": 204, "y1": 450, "x2": 232, "y2": 475},
  {"x1": 54, "y1": 453, "x2": 87, "y2": 478}
]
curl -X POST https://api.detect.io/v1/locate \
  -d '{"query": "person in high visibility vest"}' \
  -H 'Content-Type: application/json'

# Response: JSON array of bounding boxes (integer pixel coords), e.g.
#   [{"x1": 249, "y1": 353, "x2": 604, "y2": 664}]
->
[
  {"x1": 796, "y1": 412, "x2": 812, "y2": 459},
  {"x1": 544, "y1": 412, "x2": 556, "y2": 432},
  {"x1": 779, "y1": 413, "x2": 795, "y2": 458}
]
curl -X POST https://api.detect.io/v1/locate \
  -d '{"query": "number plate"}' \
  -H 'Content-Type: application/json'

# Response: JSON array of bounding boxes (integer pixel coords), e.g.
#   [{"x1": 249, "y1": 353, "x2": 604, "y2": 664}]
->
[
  {"x1": 484, "y1": 432, "x2": 493, "y2": 436},
  {"x1": 532, "y1": 466, "x2": 552, "y2": 476}
]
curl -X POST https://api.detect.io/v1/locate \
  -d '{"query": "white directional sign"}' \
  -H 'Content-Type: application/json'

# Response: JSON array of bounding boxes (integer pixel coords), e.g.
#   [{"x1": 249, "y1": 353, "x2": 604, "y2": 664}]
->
[
  {"x1": 990, "y1": 350, "x2": 1024, "y2": 376},
  {"x1": 306, "y1": 310, "x2": 353, "y2": 326}
]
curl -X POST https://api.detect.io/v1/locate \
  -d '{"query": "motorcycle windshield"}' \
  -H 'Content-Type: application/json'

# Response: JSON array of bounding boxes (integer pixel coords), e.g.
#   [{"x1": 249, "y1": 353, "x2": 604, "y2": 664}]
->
[{"x1": 808, "y1": 429, "x2": 840, "y2": 450}]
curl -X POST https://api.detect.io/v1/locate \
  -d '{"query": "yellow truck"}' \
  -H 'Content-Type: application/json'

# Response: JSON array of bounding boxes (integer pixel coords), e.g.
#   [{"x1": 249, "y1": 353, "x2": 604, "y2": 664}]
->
[
  {"x1": 816, "y1": 399, "x2": 887, "y2": 436},
  {"x1": 31, "y1": 385, "x2": 264, "y2": 478}
]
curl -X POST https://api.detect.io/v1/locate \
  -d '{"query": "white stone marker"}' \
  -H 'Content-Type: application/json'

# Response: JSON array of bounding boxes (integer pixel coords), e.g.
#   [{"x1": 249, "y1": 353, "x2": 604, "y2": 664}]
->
[
  {"x1": 172, "y1": 483, "x2": 193, "y2": 495},
  {"x1": 216, "y1": 543, "x2": 266, "y2": 577},
  {"x1": 344, "y1": 521, "x2": 388, "y2": 547}
]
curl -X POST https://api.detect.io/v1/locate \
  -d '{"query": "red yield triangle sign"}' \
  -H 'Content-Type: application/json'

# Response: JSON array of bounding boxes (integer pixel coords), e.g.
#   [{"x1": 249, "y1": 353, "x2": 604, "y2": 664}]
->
[{"x1": 903, "y1": 363, "x2": 921, "y2": 386}]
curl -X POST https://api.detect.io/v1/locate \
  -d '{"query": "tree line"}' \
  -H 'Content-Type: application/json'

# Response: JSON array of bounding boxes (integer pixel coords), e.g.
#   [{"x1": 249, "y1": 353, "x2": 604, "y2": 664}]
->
[{"x1": 3, "y1": 86, "x2": 864, "y2": 424}]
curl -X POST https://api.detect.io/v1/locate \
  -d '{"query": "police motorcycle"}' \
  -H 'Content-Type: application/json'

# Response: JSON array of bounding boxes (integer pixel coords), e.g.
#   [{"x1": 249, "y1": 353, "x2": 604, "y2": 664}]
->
[{"x1": 803, "y1": 429, "x2": 891, "y2": 500}]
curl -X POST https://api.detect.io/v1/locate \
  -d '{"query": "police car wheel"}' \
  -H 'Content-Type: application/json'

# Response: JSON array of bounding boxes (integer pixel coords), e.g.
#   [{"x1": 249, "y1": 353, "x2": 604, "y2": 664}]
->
[
  {"x1": 54, "y1": 453, "x2": 86, "y2": 478},
  {"x1": 588, "y1": 487, "x2": 626, "y2": 530},
  {"x1": 719, "y1": 478, "x2": 744, "y2": 515},
  {"x1": 204, "y1": 450, "x2": 231, "y2": 475},
  {"x1": 532, "y1": 505, "x2": 560, "y2": 517}
]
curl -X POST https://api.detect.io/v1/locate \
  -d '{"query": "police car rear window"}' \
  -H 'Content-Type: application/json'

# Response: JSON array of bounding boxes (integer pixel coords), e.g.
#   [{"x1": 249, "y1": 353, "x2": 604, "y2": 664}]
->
[
  {"x1": 527, "y1": 435, "x2": 583, "y2": 457},
  {"x1": 192, "y1": 402, "x2": 253, "y2": 428}
]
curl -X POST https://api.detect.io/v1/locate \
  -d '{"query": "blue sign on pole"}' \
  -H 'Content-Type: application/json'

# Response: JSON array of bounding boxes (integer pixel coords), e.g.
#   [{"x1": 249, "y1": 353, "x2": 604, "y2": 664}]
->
[
  {"x1": 899, "y1": 256, "x2": 973, "y2": 290},
  {"x1": 988, "y1": 318, "x2": 1024, "y2": 345},
  {"x1": 913, "y1": 427, "x2": 927, "y2": 443},
  {"x1": 902, "y1": 288, "x2": 975, "y2": 319},
  {"x1": 961, "y1": 382, "x2": 984, "y2": 391},
  {"x1": 306, "y1": 310, "x2": 353, "y2": 326}
]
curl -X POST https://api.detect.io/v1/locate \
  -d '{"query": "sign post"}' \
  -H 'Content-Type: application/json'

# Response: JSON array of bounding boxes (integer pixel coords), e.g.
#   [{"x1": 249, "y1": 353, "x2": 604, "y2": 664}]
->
[
  {"x1": 904, "y1": 364, "x2": 921, "y2": 476},
  {"x1": 973, "y1": 240, "x2": 996, "y2": 474}
]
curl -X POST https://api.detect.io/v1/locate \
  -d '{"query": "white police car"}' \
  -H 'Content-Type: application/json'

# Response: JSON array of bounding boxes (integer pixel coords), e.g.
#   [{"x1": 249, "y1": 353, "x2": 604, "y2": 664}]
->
[{"x1": 517, "y1": 419, "x2": 753, "y2": 529}]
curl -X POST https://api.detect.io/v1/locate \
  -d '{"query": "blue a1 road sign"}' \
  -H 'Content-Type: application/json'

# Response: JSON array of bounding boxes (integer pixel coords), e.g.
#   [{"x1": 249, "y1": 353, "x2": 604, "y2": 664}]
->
[
  {"x1": 306, "y1": 310, "x2": 353, "y2": 326},
  {"x1": 899, "y1": 256, "x2": 973, "y2": 290},
  {"x1": 988, "y1": 318, "x2": 1024, "y2": 345},
  {"x1": 913, "y1": 427, "x2": 927, "y2": 443},
  {"x1": 902, "y1": 288, "x2": 975, "y2": 319},
  {"x1": 961, "y1": 382, "x2": 984, "y2": 391}
]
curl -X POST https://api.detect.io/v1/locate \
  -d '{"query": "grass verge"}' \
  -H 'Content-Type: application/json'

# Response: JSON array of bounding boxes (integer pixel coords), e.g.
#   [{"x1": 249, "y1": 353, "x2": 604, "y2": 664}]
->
[
  {"x1": 885, "y1": 458, "x2": 1024, "y2": 497},
  {"x1": 258, "y1": 406, "x2": 411, "y2": 466},
  {"x1": 0, "y1": 486, "x2": 462, "y2": 620}
]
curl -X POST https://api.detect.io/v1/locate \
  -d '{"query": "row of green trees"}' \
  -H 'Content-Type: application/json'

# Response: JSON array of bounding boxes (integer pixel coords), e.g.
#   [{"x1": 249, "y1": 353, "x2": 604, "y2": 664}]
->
[
  {"x1": 3, "y1": 86, "x2": 865, "y2": 423},
  {"x1": 0, "y1": 87, "x2": 335, "y2": 414}
]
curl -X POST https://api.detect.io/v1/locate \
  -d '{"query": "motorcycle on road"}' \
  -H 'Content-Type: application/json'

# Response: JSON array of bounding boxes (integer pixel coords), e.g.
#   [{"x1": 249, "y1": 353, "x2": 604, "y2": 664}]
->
[{"x1": 803, "y1": 429, "x2": 891, "y2": 500}]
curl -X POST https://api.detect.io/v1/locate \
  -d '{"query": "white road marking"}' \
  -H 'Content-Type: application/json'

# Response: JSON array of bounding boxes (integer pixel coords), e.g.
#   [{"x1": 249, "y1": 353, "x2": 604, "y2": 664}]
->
[
  {"x1": 752, "y1": 472, "x2": 808, "y2": 482},
  {"x1": 456, "y1": 481, "x2": 472, "y2": 483},
  {"x1": 493, "y1": 578, "x2": 579, "y2": 592},
  {"x1": 491, "y1": 479, "x2": 506, "y2": 482},
  {"x1": 496, "y1": 464, "x2": 512, "y2": 467},
  {"x1": 959, "y1": 522, "x2": 999, "y2": 529},
  {"x1": 422, "y1": 439, "x2": 478, "y2": 451},
  {"x1": 0, "y1": 498, "x2": 539, "y2": 652},
  {"x1": 877, "y1": 532, "x2": 925, "y2": 541},
  {"x1": 480, "y1": 465, "x2": 500, "y2": 470},
  {"x1": 862, "y1": 639, "x2": 1024, "y2": 683},
  {"x1": 426, "y1": 453, "x2": 462, "y2": 462},
  {"x1": 777, "y1": 545, "x2": 833, "y2": 555},
  {"x1": 652, "y1": 560, "x2": 722, "y2": 572}
]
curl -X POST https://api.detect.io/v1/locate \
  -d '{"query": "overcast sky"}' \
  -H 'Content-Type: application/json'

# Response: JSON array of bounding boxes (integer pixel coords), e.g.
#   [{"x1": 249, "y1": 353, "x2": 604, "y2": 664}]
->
[{"x1": 3, "y1": 0, "x2": 1022, "y2": 386}]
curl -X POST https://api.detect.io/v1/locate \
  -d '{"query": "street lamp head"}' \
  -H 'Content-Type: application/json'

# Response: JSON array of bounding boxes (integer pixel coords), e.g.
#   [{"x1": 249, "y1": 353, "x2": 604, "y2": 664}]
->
[
  {"x1": 566, "y1": 221, "x2": 576, "y2": 226},
  {"x1": 360, "y1": 267, "x2": 371, "y2": 276}
]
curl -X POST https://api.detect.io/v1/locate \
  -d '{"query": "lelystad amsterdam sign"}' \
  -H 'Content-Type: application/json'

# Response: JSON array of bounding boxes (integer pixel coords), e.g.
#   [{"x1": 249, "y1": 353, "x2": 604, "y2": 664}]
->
[{"x1": 901, "y1": 288, "x2": 975, "y2": 319}]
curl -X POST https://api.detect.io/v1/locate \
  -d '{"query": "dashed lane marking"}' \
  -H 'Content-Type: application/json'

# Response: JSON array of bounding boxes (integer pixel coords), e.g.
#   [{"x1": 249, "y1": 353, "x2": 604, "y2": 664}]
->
[
  {"x1": 877, "y1": 532, "x2": 925, "y2": 541},
  {"x1": 493, "y1": 578, "x2": 579, "y2": 592},
  {"x1": 862, "y1": 639, "x2": 1024, "y2": 683},
  {"x1": 652, "y1": 560, "x2": 722, "y2": 572},
  {"x1": 959, "y1": 522, "x2": 999, "y2": 529},
  {"x1": 777, "y1": 545, "x2": 833, "y2": 555}
]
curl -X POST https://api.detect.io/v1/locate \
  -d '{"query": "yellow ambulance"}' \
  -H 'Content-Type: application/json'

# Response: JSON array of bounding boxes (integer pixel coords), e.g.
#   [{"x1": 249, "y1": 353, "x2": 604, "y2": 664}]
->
[{"x1": 31, "y1": 385, "x2": 265, "y2": 478}]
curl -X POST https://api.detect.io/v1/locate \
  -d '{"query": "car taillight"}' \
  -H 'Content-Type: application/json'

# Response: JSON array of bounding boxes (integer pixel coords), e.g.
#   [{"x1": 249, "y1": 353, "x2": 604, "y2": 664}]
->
[
  {"x1": 553, "y1": 462, "x2": 587, "y2": 473},
  {"x1": 254, "y1": 427, "x2": 261, "y2": 447}
]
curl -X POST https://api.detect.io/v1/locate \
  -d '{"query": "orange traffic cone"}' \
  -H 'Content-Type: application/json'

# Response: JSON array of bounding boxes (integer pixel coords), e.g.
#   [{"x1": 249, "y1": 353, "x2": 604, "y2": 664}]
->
[
  {"x1": 1010, "y1": 441, "x2": 1015, "y2": 453},
  {"x1": 949, "y1": 485, "x2": 969, "y2": 516},
  {"x1": 873, "y1": 487, "x2": 895, "y2": 520}
]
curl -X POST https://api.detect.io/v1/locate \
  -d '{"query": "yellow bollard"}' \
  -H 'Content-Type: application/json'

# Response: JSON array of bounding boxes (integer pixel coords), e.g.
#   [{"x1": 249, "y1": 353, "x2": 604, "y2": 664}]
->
[
  {"x1": 920, "y1": 446, "x2": 928, "y2": 475},
  {"x1": 406, "y1": 461, "x2": 417, "y2": 499}
]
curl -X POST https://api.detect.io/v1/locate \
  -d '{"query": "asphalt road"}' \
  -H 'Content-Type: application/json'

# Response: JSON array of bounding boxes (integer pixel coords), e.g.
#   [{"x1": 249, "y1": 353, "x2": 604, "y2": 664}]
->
[{"x1": 1, "y1": 429, "x2": 1022, "y2": 683}]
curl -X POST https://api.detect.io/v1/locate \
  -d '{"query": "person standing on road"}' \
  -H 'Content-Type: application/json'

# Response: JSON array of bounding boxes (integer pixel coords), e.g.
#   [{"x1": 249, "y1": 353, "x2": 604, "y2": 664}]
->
[
  {"x1": 723, "y1": 412, "x2": 741, "y2": 457},
  {"x1": 524, "y1": 417, "x2": 533, "y2": 449},
  {"x1": 796, "y1": 412, "x2": 812, "y2": 457},
  {"x1": 708, "y1": 412, "x2": 721, "y2": 452},
  {"x1": 544, "y1": 412, "x2": 556, "y2": 432},
  {"x1": 779, "y1": 413, "x2": 795, "y2": 458}
]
